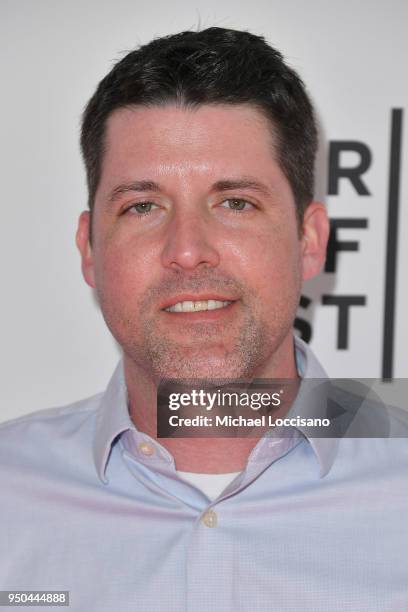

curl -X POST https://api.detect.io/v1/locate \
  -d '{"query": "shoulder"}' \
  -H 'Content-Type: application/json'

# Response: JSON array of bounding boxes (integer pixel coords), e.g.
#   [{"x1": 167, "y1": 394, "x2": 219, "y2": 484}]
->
[
  {"x1": 0, "y1": 392, "x2": 102, "y2": 434},
  {"x1": 0, "y1": 393, "x2": 103, "y2": 469}
]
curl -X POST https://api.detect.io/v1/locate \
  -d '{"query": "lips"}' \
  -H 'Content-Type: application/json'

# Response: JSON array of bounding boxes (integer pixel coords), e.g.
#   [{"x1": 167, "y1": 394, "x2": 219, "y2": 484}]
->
[
  {"x1": 164, "y1": 299, "x2": 233, "y2": 313},
  {"x1": 160, "y1": 294, "x2": 237, "y2": 311}
]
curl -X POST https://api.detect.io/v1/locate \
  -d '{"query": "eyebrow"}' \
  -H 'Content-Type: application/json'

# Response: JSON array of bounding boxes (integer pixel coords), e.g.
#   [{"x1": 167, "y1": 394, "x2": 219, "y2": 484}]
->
[
  {"x1": 108, "y1": 180, "x2": 162, "y2": 203},
  {"x1": 211, "y1": 178, "x2": 272, "y2": 197},
  {"x1": 107, "y1": 176, "x2": 272, "y2": 203}
]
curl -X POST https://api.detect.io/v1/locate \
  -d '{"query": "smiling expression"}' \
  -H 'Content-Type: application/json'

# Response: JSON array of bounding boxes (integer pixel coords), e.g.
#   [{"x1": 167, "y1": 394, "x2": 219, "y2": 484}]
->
[{"x1": 76, "y1": 104, "x2": 327, "y2": 382}]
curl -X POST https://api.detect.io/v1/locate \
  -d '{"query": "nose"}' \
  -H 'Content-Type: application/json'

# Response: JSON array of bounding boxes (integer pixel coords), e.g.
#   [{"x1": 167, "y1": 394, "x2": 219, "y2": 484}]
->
[{"x1": 160, "y1": 210, "x2": 220, "y2": 271}]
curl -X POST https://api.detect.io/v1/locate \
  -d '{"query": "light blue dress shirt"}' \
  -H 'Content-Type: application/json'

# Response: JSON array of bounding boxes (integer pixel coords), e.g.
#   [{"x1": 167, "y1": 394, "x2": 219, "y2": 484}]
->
[{"x1": 1, "y1": 337, "x2": 407, "y2": 611}]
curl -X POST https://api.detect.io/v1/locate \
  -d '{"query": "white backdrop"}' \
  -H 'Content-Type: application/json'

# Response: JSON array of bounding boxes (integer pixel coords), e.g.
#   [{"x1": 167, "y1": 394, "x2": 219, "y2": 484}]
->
[{"x1": 1, "y1": 0, "x2": 407, "y2": 423}]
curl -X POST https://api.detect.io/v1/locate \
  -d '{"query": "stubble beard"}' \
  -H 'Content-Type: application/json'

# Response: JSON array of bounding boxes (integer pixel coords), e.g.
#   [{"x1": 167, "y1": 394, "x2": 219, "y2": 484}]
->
[
  {"x1": 121, "y1": 298, "x2": 297, "y2": 386},
  {"x1": 99, "y1": 271, "x2": 300, "y2": 386}
]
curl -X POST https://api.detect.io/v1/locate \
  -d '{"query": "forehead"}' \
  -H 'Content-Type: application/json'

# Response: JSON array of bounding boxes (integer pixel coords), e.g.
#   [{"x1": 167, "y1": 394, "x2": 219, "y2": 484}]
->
[
  {"x1": 104, "y1": 103, "x2": 277, "y2": 161},
  {"x1": 96, "y1": 104, "x2": 289, "y2": 202}
]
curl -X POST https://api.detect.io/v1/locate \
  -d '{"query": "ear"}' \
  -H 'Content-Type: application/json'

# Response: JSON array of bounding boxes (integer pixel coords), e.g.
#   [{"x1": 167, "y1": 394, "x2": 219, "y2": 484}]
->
[
  {"x1": 75, "y1": 211, "x2": 96, "y2": 288},
  {"x1": 300, "y1": 202, "x2": 329, "y2": 281}
]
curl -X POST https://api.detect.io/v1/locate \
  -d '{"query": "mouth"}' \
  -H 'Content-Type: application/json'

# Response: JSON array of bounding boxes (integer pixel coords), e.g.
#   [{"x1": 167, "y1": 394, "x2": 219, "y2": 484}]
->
[{"x1": 164, "y1": 299, "x2": 233, "y2": 313}]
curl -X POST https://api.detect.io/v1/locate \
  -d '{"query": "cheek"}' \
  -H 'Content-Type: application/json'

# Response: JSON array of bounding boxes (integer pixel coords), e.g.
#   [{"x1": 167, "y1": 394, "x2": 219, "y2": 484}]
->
[
  {"x1": 226, "y1": 226, "x2": 302, "y2": 295},
  {"x1": 92, "y1": 234, "x2": 157, "y2": 312}
]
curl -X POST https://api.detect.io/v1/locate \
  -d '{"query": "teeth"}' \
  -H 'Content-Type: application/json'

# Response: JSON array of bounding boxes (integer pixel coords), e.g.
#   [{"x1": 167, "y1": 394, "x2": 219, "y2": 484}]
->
[{"x1": 165, "y1": 300, "x2": 232, "y2": 313}]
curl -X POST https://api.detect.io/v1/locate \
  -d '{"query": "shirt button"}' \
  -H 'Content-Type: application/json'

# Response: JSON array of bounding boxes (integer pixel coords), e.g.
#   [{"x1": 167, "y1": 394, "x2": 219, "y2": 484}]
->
[
  {"x1": 138, "y1": 442, "x2": 155, "y2": 456},
  {"x1": 201, "y1": 509, "x2": 218, "y2": 528}
]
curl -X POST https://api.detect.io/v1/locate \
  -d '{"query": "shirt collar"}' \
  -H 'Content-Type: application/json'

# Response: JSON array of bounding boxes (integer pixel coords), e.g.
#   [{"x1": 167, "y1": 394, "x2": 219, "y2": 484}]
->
[
  {"x1": 293, "y1": 336, "x2": 340, "y2": 477},
  {"x1": 93, "y1": 360, "x2": 135, "y2": 484},
  {"x1": 93, "y1": 337, "x2": 339, "y2": 483}
]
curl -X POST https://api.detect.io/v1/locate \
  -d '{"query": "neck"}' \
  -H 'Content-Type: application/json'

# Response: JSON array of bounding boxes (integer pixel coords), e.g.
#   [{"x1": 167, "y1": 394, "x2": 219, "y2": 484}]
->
[{"x1": 124, "y1": 334, "x2": 298, "y2": 473}]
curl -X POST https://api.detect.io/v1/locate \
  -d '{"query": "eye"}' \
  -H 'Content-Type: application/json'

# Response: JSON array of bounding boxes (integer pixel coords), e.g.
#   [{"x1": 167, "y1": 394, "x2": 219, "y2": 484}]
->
[
  {"x1": 220, "y1": 198, "x2": 255, "y2": 212},
  {"x1": 125, "y1": 201, "x2": 158, "y2": 215}
]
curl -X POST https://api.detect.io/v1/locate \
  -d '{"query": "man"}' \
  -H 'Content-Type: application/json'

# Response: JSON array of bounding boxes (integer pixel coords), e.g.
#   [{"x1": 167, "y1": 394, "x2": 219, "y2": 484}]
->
[{"x1": 1, "y1": 27, "x2": 407, "y2": 612}]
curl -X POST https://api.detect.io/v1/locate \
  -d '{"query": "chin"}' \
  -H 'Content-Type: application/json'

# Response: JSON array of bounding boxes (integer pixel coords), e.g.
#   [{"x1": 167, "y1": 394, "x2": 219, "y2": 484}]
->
[{"x1": 151, "y1": 351, "x2": 256, "y2": 385}]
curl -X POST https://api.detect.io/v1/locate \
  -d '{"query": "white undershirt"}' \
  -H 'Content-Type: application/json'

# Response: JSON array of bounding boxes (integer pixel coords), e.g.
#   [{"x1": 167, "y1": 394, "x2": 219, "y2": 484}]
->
[
  {"x1": 175, "y1": 346, "x2": 304, "y2": 501},
  {"x1": 177, "y1": 350, "x2": 305, "y2": 501},
  {"x1": 177, "y1": 470, "x2": 241, "y2": 501}
]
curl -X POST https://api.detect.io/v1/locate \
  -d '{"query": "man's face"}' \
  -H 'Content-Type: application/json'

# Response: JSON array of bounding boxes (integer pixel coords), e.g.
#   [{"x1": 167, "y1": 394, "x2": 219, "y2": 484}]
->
[{"x1": 77, "y1": 104, "x2": 327, "y2": 381}]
